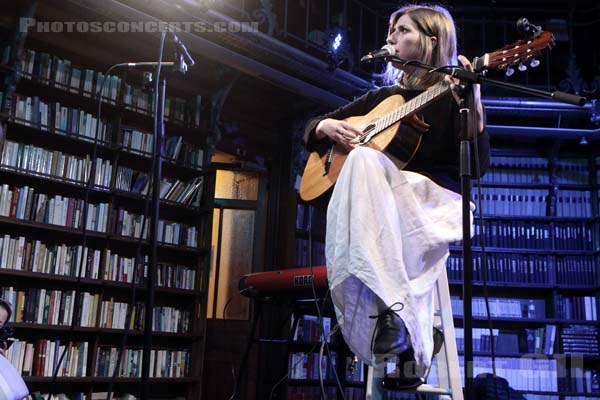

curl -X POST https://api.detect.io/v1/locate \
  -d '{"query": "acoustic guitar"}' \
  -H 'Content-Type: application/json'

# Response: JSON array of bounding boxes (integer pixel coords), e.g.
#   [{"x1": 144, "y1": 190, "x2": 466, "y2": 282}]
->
[{"x1": 299, "y1": 31, "x2": 554, "y2": 201}]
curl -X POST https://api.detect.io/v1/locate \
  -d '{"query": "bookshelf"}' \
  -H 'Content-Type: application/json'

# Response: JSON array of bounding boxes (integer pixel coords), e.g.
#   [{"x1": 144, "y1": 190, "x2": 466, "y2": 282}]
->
[
  {"x1": 287, "y1": 199, "x2": 366, "y2": 400},
  {"x1": 0, "y1": 18, "x2": 213, "y2": 400},
  {"x1": 290, "y1": 146, "x2": 600, "y2": 399},
  {"x1": 285, "y1": 305, "x2": 367, "y2": 400},
  {"x1": 448, "y1": 148, "x2": 600, "y2": 399}
]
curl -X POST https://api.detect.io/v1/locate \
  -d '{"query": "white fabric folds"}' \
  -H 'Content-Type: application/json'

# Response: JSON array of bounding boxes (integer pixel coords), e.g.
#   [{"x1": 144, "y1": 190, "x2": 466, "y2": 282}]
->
[
  {"x1": 326, "y1": 147, "x2": 472, "y2": 378},
  {"x1": 0, "y1": 355, "x2": 29, "y2": 400}
]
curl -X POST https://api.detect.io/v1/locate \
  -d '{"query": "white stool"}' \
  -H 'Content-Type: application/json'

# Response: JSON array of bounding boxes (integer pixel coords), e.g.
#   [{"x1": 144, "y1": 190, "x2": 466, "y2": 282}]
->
[{"x1": 366, "y1": 268, "x2": 463, "y2": 400}]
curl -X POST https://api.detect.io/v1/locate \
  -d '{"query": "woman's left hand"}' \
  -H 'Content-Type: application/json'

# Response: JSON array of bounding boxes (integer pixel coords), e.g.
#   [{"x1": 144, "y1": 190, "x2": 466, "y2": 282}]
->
[{"x1": 445, "y1": 55, "x2": 485, "y2": 135}]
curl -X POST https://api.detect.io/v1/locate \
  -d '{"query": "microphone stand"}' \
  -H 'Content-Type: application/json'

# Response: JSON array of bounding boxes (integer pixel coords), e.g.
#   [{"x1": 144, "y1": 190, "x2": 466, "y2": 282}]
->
[
  {"x1": 141, "y1": 40, "x2": 191, "y2": 399},
  {"x1": 377, "y1": 54, "x2": 585, "y2": 399}
]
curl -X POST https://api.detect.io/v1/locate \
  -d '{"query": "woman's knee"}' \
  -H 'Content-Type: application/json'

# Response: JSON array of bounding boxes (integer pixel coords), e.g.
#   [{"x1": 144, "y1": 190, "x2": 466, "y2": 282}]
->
[{"x1": 346, "y1": 146, "x2": 382, "y2": 167}]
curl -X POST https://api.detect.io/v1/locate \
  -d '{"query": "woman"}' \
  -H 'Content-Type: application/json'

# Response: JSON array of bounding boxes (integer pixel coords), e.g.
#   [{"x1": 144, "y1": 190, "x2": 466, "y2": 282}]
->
[{"x1": 303, "y1": 4, "x2": 490, "y2": 388}]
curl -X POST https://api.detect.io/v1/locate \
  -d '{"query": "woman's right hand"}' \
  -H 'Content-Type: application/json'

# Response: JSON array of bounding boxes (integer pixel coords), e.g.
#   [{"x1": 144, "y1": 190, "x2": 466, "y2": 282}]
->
[{"x1": 315, "y1": 118, "x2": 362, "y2": 151}]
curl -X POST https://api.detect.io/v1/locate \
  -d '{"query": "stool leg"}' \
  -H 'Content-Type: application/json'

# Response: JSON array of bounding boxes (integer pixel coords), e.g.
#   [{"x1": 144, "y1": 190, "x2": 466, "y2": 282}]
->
[
  {"x1": 365, "y1": 362, "x2": 385, "y2": 400},
  {"x1": 365, "y1": 269, "x2": 463, "y2": 400},
  {"x1": 434, "y1": 268, "x2": 464, "y2": 400}
]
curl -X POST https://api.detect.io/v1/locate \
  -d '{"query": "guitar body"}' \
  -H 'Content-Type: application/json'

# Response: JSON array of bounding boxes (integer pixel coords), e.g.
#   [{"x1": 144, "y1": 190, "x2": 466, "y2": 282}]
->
[{"x1": 300, "y1": 94, "x2": 427, "y2": 201}]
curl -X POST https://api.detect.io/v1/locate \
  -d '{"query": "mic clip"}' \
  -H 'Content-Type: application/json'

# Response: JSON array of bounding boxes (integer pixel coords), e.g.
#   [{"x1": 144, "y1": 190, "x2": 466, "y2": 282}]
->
[{"x1": 516, "y1": 17, "x2": 542, "y2": 39}]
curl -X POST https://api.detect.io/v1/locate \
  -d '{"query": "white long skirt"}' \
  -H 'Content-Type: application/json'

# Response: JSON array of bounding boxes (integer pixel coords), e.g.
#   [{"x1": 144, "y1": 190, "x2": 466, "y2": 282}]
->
[{"x1": 326, "y1": 147, "x2": 471, "y2": 378}]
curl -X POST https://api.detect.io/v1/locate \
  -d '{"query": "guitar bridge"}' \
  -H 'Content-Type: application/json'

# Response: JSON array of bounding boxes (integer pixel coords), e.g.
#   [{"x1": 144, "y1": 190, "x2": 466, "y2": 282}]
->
[{"x1": 323, "y1": 144, "x2": 335, "y2": 176}]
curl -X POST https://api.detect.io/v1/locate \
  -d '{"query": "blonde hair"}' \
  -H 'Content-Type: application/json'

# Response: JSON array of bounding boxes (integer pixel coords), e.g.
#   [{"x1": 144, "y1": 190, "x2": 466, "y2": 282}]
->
[{"x1": 383, "y1": 4, "x2": 458, "y2": 88}]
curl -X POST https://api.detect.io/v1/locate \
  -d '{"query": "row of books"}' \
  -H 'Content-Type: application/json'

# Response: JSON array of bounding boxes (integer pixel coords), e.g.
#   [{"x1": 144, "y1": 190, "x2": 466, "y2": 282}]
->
[
  {"x1": 294, "y1": 238, "x2": 325, "y2": 268},
  {"x1": 5, "y1": 339, "x2": 88, "y2": 377},
  {"x1": 482, "y1": 170, "x2": 549, "y2": 185},
  {"x1": 554, "y1": 159, "x2": 590, "y2": 185},
  {"x1": 103, "y1": 255, "x2": 196, "y2": 291},
  {"x1": 554, "y1": 294, "x2": 598, "y2": 321},
  {"x1": 473, "y1": 188, "x2": 593, "y2": 218},
  {"x1": 424, "y1": 356, "x2": 560, "y2": 392},
  {"x1": 287, "y1": 387, "x2": 336, "y2": 400},
  {"x1": 450, "y1": 296, "x2": 545, "y2": 319},
  {"x1": 554, "y1": 190, "x2": 594, "y2": 218},
  {"x1": 102, "y1": 252, "x2": 146, "y2": 284},
  {"x1": 11, "y1": 94, "x2": 111, "y2": 143},
  {"x1": 468, "y1": 220, "x2": 594, "y2": 250},
  {"x1": 152, "y1": 307, "x2": 191, "y2": 334},
  {"x1": 2, "y1": 140, "x2": 204, "y2": 199},
  {"x1": 288, "y1": 351, "x2": 337, "y2": 380},
  {"x1": 292, "y1": 315, "x2": 332, "y2": 343},
  {"x1": 16, "y1": 48, "x2": 121, "y2": 103},
  {"x1": 120, "y1": 128, "x2": 204, "y2": 169},
  {"x1": 446, "y1": 253, "x2": 598, "y2": 286},
  {"x1": 0, "y1": 185, "x2": 109, "y2": 232},
  {"x1": 3, "y1": 99, "x2": 206, "y2": 173},
  {"x1": 483, "y1": 156, "x2": 549, "y2": 184},
  {"x1": 122, "y1": 85, "x2": 202, "y2": 128},
  {"x1": 447, "y1": 252, "x2": 555, "y2": 284},
  {"x1": 457, "y1": 326, "x2": 556, "y2": 355},
  {"x1": 488, "y1": 155, "x2": 549, "y2": 170},
  {"x1": 461, "y1": 356, "x2": 558, "y2": 392},
  {"x1": 562, "y1": 367, "x2": 600, "y2": 394},
  {"x1": 27, "y1": 394, "x2": 139, "y2": 400},
  {"x1": 94, "y1": 347, "x2": 190, "y2": 378},
  {"x1": 0, "y1": 287, "x2": 99, "y2": 327},
  {"x1": 6, "y1": 45, "x2": 203, "y2": 127},
  {"x1": 1, "y1": 140, "x2": 113, "y2": 188},
  {"x1": 99, "y1": 299, "x2": 144, "y2": 330},
  {"x1": 0, "y1": 235, "x2": 102, "y2": 278},
  {"x1": 1, "y1": 286, "x2": 190, "y2": 333},
  {"x1": 526, "y1": 325, "x2": 558, "y2": 355},
  {"x1": 560, "y1": 325, "x2": 599, "y2": 356},
  {"x1": 155, "y1": 263, "x2": 196, "y2": 290},
  {"x1": 0, "y1": 234, "x2": 198, "y2": 291},
  {"x1": 6, "y1": 343, "x2": 190, "y2": 380},
  {"x1": 483, "y1": 156, "x2": 591, "y2": 185},
  {"x1": 115, "y1": 167, "x2": 204, "y2": 206},
  {"x1": 5, "y1": 92, "x2": 205, "y2": 172},
  {"x1": 295, "y1": 202, "x2": 326, "y2": 234},
  {"x1": 342, "y1": 388, "x2": 366, "y2": 400},
  {"x1": 113, "y1": 208, "x2": 199, "y2": 248}
]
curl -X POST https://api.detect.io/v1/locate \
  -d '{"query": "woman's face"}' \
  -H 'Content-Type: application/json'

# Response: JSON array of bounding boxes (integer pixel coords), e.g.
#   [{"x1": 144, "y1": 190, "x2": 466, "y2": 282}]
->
[{"x1": 386, "y1": 14, "x2": 422, "y2": 61}]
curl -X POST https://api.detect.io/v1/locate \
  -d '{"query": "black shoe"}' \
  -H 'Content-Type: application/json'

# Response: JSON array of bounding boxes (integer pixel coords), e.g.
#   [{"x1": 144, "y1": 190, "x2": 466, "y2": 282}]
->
[
  {"x1": 380, "y1": 348, "x2": 424, "y2": 391},
  {"x1": 372, "y1": 310, "x2": 412, "y2": 356},
  {"x1": 382, "y1": 329, "x2": 443, "y2": 391},
  {"x1": 433, "y1": 327, "x2": 444, "y2": 355}
]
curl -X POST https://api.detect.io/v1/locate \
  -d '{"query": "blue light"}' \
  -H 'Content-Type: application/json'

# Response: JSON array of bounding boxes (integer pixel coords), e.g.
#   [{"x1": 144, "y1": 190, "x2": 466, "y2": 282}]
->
[{"x1": 331, "y1": 33, "x2": 343, "y2": 52}]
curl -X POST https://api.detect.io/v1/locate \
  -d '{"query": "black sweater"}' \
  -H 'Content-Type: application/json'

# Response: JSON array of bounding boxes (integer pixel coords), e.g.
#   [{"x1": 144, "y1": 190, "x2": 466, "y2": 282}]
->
[{"x1": 303, "y1": 85, "x2": 490, "y2": 194}]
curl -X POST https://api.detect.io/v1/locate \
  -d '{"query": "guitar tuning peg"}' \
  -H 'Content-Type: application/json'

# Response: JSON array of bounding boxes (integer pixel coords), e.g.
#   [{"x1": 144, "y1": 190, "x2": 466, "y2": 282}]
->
[
  {"x1": 518, "y1": 62, "x2": 527, "y2": 71},
  {"x1": 505, "y1": 67, "x2": 515, "y2": 77},
  {"x1": 529, "y1": 58, "x2": 540, "y2": 68}
]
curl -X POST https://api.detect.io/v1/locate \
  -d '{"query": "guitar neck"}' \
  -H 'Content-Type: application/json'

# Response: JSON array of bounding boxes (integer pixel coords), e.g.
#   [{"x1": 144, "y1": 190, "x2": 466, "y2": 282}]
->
[{"x1": 376, "y1": 81, "x2": 450, "y2": 132}]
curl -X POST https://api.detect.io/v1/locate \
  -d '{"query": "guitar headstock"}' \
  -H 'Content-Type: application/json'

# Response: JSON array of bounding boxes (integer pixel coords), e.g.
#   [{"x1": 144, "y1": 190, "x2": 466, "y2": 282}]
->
[{"x1": 473, "y1": 30, "x2": 555, "y2": 74}]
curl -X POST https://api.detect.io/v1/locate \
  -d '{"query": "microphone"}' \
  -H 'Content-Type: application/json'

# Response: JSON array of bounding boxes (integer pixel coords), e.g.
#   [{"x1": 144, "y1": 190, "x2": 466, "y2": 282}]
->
[
  {"x1": 516, "y1": 18, "x2": 531, "y2": 34},
  {"x1": 168, "y1": 32, "x2": 196, "y2": 67},
  {"x1": 360, "y1": 45, "x2": 396, "y2": 62}
]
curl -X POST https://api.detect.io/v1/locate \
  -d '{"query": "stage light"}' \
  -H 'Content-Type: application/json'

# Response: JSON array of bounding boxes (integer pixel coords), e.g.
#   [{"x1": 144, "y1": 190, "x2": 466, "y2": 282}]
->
[
  {"x1": 331, "y1": 32, "x2": 343, "y2": 53},
  {"x1": 327, "y1": 32, "x2": 345, "y2": 71}
]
